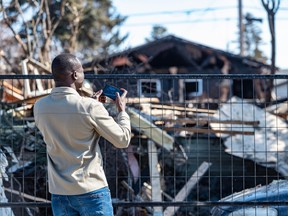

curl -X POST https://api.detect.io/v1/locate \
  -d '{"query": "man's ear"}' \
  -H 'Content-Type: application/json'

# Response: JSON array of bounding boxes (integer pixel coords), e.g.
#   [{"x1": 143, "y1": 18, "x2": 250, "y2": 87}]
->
[{"x1": 72, "y1": 71, "x2": 78, "y2": 80}]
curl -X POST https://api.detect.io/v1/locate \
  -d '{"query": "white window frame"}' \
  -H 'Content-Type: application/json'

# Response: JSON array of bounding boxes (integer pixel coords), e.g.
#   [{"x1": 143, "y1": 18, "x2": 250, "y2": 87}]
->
[
  {"x1": 137, "y1": 79, "x2": 161, "y2": 98},
  {"x1": 184, "y1": 79, "x2": 203, "y2": 97}
]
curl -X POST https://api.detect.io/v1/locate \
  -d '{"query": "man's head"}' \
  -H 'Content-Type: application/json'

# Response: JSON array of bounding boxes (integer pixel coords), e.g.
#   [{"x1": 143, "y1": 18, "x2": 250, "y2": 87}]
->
[{"x1": 51, "y1": 53, "x2": 84, "y2": 90}]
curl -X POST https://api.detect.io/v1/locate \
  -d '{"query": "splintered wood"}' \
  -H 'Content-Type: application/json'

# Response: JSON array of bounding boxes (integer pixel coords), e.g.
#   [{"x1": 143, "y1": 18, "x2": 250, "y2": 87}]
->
[{"x1": 164, "y1": 162, "x2": 212, "y2": 216}]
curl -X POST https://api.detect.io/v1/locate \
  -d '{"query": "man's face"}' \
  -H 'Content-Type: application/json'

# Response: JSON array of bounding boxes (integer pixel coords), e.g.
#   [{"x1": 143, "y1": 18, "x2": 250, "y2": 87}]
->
[
  {"x1": 74, "y1": 58, "x2": 85, "y2": 91},
  {"x1": 75, "y1": 66, "x2": 84, "y2": 91}
]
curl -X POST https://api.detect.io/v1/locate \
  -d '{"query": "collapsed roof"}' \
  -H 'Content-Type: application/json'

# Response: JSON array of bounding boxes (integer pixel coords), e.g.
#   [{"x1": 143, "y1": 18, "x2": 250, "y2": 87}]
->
[{"x1": 84, "y1": 35, "x2": 273, "y2": 74}]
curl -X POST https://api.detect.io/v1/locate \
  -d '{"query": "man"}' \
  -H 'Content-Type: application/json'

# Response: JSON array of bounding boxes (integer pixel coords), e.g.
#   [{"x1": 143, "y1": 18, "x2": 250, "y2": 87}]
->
[{"x1": 34, "y1": 53, "x2": 131, "y2": 216}]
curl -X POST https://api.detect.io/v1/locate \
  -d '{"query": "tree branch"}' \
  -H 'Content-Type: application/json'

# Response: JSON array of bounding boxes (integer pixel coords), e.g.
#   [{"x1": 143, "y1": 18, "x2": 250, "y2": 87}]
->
[
  {"x1": 15, "y1": 0, "x2": 32, "y2": 57},
  {"x1": 2, "y1": 7, "x2": 28, "y2": 54},
  {"x1": 32, "y1": 0, "x2": 45, "y2": 60}
]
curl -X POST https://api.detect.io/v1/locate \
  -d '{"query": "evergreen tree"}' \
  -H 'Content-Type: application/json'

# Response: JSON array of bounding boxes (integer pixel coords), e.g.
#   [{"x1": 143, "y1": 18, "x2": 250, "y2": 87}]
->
[
  {"x1": 244, "y1": 13, "x2": 267, "y2": 63},
  {"x1": 145, "y1": 25, "x2": 168, "y2": 42},
  {"x1": 52, "y1": 0, "x2": 128, "y2": 59}
]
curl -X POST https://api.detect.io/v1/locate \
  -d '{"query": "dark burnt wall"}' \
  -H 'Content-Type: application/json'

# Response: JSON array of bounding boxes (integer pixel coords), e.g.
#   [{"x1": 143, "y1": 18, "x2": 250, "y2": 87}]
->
[{"x1": 84, "y1": 35, "x2": 272, "y2": 102}]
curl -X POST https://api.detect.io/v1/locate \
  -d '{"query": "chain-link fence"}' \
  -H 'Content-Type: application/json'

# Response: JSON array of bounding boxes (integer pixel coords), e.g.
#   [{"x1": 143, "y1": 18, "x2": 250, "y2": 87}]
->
[{"x1": 1, "y1": 74, "x2": 288, "y2": 216}]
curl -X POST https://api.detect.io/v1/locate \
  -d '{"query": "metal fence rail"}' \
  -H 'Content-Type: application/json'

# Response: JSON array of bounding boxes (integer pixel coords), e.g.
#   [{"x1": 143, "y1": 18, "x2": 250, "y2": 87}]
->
[{"x1": 1, "y1": 74, "x2": 288, "y2": 216}]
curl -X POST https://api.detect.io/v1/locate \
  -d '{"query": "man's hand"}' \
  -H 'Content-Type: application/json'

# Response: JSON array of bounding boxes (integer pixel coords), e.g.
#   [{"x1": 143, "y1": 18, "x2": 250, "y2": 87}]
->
[
  {"x1": 115, "y1": 88, "x2": 127, "y2": 112},
  {"x1": 91, "y1": 89, "x2": 107, "y2": 103}
]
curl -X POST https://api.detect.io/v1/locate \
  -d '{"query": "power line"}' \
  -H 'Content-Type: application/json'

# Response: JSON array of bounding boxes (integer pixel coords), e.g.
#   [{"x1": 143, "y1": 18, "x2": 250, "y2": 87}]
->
[
  {"x1": 123, "y1": 17, "x2": 288, "y2": 27},
  {"x1": 124, "y1": 17, "x2": 238, "y2": 27},
  {"x1": 122, "y1": 6, "x2": 237, "y2": 17},
  {"x1": 121, "y1": 6, "x2": 288, "y2": 17}
]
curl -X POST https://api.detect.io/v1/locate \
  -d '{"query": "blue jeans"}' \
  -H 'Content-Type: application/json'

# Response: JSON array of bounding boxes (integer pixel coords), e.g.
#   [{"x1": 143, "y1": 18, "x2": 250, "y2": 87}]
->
[{"x1": 51, "y1": 187, "x2": 113, "y2": 216}]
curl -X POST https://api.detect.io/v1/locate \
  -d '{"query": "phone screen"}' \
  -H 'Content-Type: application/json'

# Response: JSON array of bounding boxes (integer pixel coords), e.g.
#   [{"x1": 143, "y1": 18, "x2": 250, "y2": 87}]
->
[{"x1": 102, "y1": 84, "x2": 123, "y2": 100}]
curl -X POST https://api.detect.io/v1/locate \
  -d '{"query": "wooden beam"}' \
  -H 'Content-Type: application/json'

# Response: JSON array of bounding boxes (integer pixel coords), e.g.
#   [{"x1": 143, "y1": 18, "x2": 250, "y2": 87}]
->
[
  {"x1": 32, "y1": 67, "x2": 44, "y2": 92},
  {"x1": 27, "y1": 58, "x2": 51, "y2": 74},
  {"x1": 4, "y1": 187, "x2": 50, "y2": 203},
  {"x1": 127, "y1": 108, "x2": 174, "y2": 151},
  {"x1": 3, "y1": 88, "x2": 24, "y2": 102},
  {"x1": 163, "y1": 162, "x2": 211, "y2": 216},
  {"x1": 127, "y1": 97, "x2": 160, "y2": 104},
  {"x1": 143, "y1": 182, "x2": 173, "y2": 201},
  {"x1": 2, "y1": 81, "x2": 23, "y2": 95},
  {"x1": 163, "y1": 127, "x2": 255, "y2": 136},
  {"x1": 22, "y1": 59, "x2": 31, "y2": 98},
  {"x1": 148, "y1": 140, "x2": 163, "y2": 215},
  {"x1": 150, "y1": 104, "x2": 216, "y2": 114},
  {"x1": 199, "y1": 54, "x2": 215, "y2": 69},
  {"x1": 159, "y1": 118, "x2": 260, "y2": 126},
  {"x1": 121, "y1": 181, "x2": 153, "y2": 214}
]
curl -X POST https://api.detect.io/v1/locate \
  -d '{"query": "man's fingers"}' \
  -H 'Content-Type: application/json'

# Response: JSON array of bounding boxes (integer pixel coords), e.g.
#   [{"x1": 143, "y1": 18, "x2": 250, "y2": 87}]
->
[
  {"x1": 94, "y1": 89, "x2": 103, "y2": 97},
  {"x1": 91, "y1": 89, "x2": 105, "y2": 102},
  {"x1": 115, "y1": 92, "x2": 120, "y2": 99},
  {"x1": 120, "y1": 88, "x2": 128, "y2": 98}
]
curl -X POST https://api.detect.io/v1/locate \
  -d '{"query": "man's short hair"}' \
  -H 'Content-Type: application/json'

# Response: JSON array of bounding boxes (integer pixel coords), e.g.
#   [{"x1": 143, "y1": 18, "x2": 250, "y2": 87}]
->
[{"x1": 51, "y1": 53, "x2": 81, "y2": 81}]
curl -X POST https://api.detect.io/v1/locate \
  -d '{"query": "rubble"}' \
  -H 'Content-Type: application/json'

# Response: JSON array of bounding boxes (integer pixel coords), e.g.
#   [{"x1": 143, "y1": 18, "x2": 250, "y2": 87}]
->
[
  {"x1": 127, "y1": 107, "x2": 174, "y2": 151},
  {"x1": 0, "y1": 149, "x2": 14, "y2": 216},
  {"x1": 210, "y1": 96, "x2": 288, "y2": 177},
  {"x1": 164, "y1": 161, "x2": 211, "y2": 216},
  {"x1": 1, "y1": 64, "x2": 288, "y2": 215}
]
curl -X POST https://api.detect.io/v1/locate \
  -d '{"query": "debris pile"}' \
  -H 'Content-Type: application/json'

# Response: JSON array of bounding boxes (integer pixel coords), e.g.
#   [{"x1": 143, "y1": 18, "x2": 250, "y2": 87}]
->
[
  {"x1": 1, "y1": 61, "x2": 288, "y2": 215},
  {"x1": 210, "y1": 97, "x2": 288, "y2": 176}
]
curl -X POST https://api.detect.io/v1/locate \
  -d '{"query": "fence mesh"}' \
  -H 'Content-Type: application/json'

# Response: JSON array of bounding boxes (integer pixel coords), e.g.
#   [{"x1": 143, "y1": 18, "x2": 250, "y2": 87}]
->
[{"x1": 0, "y1": 74, "x2": 288, "y2": 216}]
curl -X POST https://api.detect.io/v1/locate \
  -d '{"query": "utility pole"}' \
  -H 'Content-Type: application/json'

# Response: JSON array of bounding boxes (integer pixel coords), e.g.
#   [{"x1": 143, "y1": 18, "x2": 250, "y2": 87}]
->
[{"x1": 238, "y1": 0, "x2": 244, "y2": 56}]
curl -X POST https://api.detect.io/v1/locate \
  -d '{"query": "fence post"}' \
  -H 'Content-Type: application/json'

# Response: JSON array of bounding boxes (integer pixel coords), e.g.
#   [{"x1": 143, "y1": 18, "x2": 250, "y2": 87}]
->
[{"x1": 148, "y1": 140, "x2": 163, "y2": 216}]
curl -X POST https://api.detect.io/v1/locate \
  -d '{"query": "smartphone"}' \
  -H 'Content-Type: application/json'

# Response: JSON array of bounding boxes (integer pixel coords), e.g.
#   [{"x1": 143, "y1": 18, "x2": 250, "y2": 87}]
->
[{"x1": 102, "y1": 84, "x2": 123, "y2": 100}]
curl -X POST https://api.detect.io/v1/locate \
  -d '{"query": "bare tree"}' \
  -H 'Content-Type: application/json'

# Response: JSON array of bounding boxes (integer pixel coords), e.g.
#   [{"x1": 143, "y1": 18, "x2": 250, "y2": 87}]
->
[
  {"x1": 0, "y1": 23, "x2": 21, "y2": 73},
  {"x1": 1, "y1": 0, "x2": 66, "y2": 65},
  {"x1": 1, "y1": 0, "x2": 127, "y2": 65},
  {"x1": 261, "y1": 0, "x2": 280, "y2": 102},
  {"x1": 261, "y1": 0, "x2": 280, "y2": 73}
]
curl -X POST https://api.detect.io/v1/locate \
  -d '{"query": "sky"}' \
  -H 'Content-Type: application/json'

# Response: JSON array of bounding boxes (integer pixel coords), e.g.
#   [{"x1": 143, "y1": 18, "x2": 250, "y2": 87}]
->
[{"x1": 112, "y1": 0, "x2": 288, "y2": 70}]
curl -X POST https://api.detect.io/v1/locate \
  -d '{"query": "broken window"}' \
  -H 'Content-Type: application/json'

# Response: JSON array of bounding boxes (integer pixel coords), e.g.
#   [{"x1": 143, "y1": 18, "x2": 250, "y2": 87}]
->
[
  {"x1": 184, "y1": 79, "x2": 203, "y2": 99},
  {"x1": 138, "y1": 79, "x2": 161, "y2": 98}
]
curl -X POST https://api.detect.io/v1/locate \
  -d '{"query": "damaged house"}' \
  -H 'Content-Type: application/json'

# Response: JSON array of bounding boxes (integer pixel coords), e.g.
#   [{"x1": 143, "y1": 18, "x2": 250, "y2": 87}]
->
[
  {"x1": 1, "y1": 35, "x2": 287, "y2": 215},
  {"x1": 84, "y1": 35, "x2": 273, "y2": 104}
]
